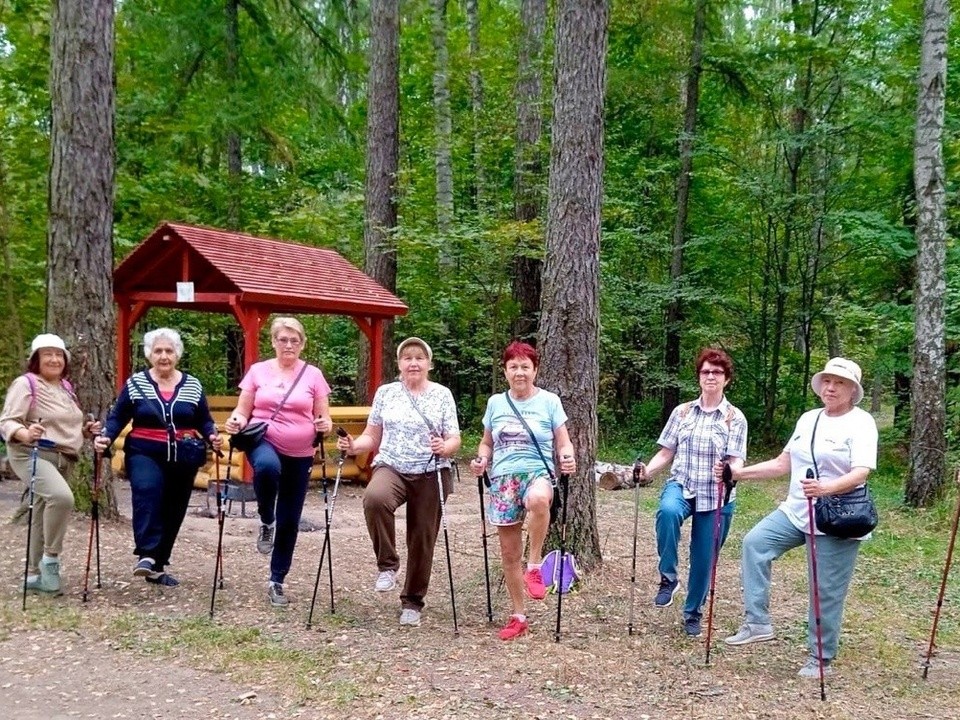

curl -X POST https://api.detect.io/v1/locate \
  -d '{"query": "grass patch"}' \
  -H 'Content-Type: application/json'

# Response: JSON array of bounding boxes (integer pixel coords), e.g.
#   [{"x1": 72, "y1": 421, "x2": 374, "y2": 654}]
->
[{"x1": 104, "y1": 613, "x2": 342, "y2": 703}]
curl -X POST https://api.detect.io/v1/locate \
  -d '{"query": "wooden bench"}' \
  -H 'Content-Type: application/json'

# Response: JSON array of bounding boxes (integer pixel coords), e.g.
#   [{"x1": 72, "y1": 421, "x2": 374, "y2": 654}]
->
[{"x1": 110, "y1": 397, "x2": 373, "y2": 489}]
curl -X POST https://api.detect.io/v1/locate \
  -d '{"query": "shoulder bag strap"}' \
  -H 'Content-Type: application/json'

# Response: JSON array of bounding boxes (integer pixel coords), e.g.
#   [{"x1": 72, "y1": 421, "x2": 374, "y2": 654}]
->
[
  {"x1": 504, "y1": 391, "x2": 555, "y2": 481},
  {"x1": 401, "y1": 383, "x2": 438, "y2": 436},
  {"x1": 809, "y1": 409, "x2": 823, "y2": 480},
  {"x1": 268, "y1": 361, "x2": 310, "y2": 422}
]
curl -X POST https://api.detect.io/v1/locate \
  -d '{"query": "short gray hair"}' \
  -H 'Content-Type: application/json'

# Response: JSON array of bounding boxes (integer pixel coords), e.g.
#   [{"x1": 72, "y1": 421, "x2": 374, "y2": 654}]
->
[
  {"x1": 270, "y1": 317, "x2": 306, "y2": 343},
  {"x1": 143, "y1": 328, "x2": 184, "y2": 359}
]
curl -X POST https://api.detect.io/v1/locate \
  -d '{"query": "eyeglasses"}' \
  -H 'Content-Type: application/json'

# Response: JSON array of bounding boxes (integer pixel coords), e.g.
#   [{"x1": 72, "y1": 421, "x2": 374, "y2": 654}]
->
[
  {"x1": 275, "y1": 337, "x2": 302, "y2": 346},
  {"x1": 699, "y1": 369, "x2": 725, "y2": 377}
]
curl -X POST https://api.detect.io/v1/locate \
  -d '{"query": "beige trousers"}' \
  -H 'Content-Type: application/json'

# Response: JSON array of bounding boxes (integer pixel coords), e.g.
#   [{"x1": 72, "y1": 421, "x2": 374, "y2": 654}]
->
[{"x1": 8, "y1": 443, "x2": 76, "y2": 574}]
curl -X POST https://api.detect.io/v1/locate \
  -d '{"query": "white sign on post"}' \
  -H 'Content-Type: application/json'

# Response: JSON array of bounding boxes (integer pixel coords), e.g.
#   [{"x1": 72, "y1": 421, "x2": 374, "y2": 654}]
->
[{"x1": 176, "y1": 282, "x2": 195, "y2": 303}]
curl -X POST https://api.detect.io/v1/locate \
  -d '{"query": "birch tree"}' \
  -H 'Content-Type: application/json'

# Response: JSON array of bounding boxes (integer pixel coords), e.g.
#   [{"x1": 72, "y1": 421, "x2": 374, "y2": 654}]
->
[{"x1": 908, "y1": 0, "x2": 949, "y2": 507}]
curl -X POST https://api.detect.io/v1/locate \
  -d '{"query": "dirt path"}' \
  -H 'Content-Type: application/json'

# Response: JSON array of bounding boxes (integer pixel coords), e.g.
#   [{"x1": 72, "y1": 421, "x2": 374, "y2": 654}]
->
[{"x1": 1, "y1": 471, "x2": 957, "y2": 719}]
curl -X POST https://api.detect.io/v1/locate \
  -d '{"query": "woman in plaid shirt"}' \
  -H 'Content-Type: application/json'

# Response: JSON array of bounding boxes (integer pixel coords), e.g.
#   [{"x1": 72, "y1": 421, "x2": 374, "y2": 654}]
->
[{"x1": 634, "y1": 348, "x2": 748, "y2": 637}]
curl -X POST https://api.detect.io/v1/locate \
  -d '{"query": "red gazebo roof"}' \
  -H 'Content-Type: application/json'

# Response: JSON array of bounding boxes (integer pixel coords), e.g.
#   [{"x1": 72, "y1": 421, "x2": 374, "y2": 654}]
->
[
  {"x1": 114, "y1": 222, "x2": 408, "y2": 318},
  {"x1": 113, "y1": 221, "x2": 406, "y2": 398}
]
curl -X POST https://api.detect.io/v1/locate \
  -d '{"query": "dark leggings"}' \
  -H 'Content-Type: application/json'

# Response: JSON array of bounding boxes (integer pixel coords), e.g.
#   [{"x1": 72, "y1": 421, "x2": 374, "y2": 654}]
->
[
  {"x1": 125, "y1": 450, "x2": 197, "y2": 571},
  {"x1": 247, "y1": 440, "x2": 313, "y2": 584}
]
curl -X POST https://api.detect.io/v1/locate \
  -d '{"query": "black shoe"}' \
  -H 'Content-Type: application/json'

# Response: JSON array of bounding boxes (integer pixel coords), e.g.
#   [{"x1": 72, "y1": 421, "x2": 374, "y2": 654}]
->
[
  {"x1": 146, "y1": 572, "x2": 180, "y2": 587},
  {"x1": 654, "y1": 576, "x2": 680, "y2": 607},
  {"x1": 684, "y1": 615, "x2": 702, "y2": 637}
]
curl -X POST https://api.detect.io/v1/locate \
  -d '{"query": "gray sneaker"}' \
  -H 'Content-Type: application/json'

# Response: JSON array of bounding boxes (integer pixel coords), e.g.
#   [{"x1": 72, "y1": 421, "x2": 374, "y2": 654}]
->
[
  {"x1": 375, "y1": 570, "x2": 398, "y2": 592},
  {"x1": 257, "y1": 524, "x2": 275, "y2": 555},
  {"x1": 38, "y1": 557, "x2": 62, "y2": 594},
  {"x1": 399, "y1": 608, "x2": 421, "y2": 627},
  {"x1": 725, "y1": 622, "x2": 775, "y2": 645},
  {"x1": 267, "y1": 581, "x2": 289, "y2": 607},
  {"x1": 798, "y1": 657, "x2": 833, "y2": 678}
]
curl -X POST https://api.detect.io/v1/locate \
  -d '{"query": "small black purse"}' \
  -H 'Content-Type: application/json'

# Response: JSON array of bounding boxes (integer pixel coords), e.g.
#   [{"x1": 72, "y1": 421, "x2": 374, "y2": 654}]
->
[
  {"x1": 815, "y1": 484, "x2": 879, "y2": 538},
  {"x1": 810, "y1": 410, "x2": 879, "y2": 539},
  {"x1": 229, "y1": 421, "x2": 268, "y2": 452},
  {"x1": 176, "y1": 435, "x2": 209, "y2": 468}
]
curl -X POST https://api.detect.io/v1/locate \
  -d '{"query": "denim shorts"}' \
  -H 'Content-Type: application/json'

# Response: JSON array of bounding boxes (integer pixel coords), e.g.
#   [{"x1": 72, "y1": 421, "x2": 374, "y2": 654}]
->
[{"x1": 486, "y1": 471, "x2": 553, "y2": 526}]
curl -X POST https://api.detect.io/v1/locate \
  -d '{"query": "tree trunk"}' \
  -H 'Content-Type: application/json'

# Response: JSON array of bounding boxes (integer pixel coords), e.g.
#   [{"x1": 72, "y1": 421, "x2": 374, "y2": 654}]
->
[
  {"x1": 466, "y1": 0, "x2": 485, "y2": 214},
  {"x1": 511, "y1": 0, "x2": 546, "y2": 342},
  {"x1": 538, "y1": 0, "x2": 607, "y2": 571},
  {"x1": 907, "y1": 0, "x2": 949, "y2": 507},
  {"x1": 225, "y1": 0, "x2": 242, "y2": 229},
  {"x1": 662, "y1": 0, "x2": 707, "y2": 425},
  {"x1": 432, "y1": 0, "x2": 454, "y2": 253},
  {"x1": 358, "y1": 0, "x2": 400, "y2": 401},
  {"x1": 47, "y1": 0, "x2": 117, "y2": 517}
]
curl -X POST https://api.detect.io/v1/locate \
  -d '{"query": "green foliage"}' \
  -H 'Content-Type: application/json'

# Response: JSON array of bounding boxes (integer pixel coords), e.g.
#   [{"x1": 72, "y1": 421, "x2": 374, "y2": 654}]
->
[{"x1": 3, "y1": 0, "x2": 960, "y2": 462}]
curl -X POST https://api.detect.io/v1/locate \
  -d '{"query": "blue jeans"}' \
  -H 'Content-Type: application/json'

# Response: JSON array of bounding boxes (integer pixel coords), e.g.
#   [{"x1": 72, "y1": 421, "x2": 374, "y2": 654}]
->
[
  {"x1": 740, "y1": 509, "x2": 861, "y2": 661},
  {"x1": 125, "y1": 447, "x2": 197, "y2": 571},
  {"x1": 655, "y1": 481, "x2": 734, "y2": 618},
  {"x1": 248, "y1": 440, "x2": 313, "y2": 584}
]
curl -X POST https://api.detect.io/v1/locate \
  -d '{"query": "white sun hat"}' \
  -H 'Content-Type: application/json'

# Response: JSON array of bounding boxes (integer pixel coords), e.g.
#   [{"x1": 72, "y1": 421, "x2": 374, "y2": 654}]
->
[
  {"x1": 30, "y1": 333, "x2": 71, "y2": 363},
  {"x1": 811, "y1": 357, "x2": 864, "y2": 405}
]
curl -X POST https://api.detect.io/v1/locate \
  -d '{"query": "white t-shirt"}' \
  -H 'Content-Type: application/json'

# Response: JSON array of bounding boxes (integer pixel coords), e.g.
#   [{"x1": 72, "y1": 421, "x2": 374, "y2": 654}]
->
[{"x1": 778, "y1": 407, "x2": 878, "y2": 535}]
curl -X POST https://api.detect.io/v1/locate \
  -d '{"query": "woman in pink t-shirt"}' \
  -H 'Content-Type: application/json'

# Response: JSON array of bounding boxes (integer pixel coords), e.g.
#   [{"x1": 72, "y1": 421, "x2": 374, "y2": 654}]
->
[{"x1": 225, "y1": 317, "x2": 331, "y2": 607}]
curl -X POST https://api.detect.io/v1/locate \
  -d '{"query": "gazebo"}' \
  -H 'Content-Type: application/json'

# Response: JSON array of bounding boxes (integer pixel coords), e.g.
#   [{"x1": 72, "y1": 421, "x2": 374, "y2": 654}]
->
[{"x1": 112, "y1": 221, "x2": 408, "y2": 398}]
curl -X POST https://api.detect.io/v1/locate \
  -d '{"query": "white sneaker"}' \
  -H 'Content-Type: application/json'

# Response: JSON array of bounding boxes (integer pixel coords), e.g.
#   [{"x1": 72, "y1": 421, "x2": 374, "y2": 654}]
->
[
  {"x1": 399, "y1": 608, "x2": 421, "y2": 627},
  {"x1": 375, "y1": 570, "x2": 397, "y2": 592}
]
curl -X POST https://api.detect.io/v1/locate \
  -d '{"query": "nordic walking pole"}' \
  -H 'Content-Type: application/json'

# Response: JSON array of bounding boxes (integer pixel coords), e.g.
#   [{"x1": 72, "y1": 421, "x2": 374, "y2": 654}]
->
[
  {"x1": 22, "y1": 443, "x2": 41, "y2": 611},
  {"x1": 209, "y1": 445, "x2": 230, "y2": 619},
  {"x1": 307, "y1": 435, "x2": 330, "y2": 629},
  {"x1": 628, "y1": 458, "x2": 644, "y2": 636},
  {"x1": 806, "y1": 469, "x2": 827, "y2": 701},
  {"x1": 922, "y1": 467, "x2": 960, "y2": 679},
  {"x1": 704, "y1": 463, "x2": 731, "y2": 664},
  {"x1": 435, "y1": 447, "x2": 459, "y2": 636},
  {"x1": 82, "y1": 447, "x2": 104, "y2": 602},
  {"x1": 214, "y1": 447, "x2": 224, "y2": 584},
  {"x1": 555, "y1": 469, "x2": 572, "y2": 643},
  {"x1": 307, "y1": 427, "x2": 348, "y2": 627},
  {"x1": 478, "y1": 471, "x2": 493, "y2": 623}
]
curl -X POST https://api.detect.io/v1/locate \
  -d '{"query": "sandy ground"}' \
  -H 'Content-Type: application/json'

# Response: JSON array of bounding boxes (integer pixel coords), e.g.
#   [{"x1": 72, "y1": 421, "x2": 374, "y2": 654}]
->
[{"x1": 1, "y1": 467, "x2": 958, "y2": 720}]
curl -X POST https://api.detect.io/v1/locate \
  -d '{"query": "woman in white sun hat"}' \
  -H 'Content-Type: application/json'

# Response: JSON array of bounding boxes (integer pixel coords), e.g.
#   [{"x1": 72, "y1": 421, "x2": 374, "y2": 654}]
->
[
  {"x1": 1, "y1": 334, "x2": 100, "y2": 594},
  {"x1": 717, "y1": 357, "x2": 878, "y2": 678}
]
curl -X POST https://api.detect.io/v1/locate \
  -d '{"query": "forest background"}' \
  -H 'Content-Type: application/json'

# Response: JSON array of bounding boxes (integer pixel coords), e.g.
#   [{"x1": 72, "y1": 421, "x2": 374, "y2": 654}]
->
[{"x1": 0, "y1": 0, "x2": 957, "y2": 490}]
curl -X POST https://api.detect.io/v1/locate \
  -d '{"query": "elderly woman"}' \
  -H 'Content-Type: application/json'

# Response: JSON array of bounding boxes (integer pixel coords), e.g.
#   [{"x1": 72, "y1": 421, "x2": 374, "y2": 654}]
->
[
  {"x1": 2, "y1": 334, "x2": 100, "y2": 594},
  {"x1": 469, "y1": 341, "x2": 575, "y2": 640},
  {"x1": 721, "y1": 357, "x2": 878, "y2": 678},
  {"x1": 224, "y1": 317, "x2": 332, "y2": 607},
  {"x1": 634, "y1": 347, "x2": 748, "y2": 637},
  {"x1": 337, "y1": 337, "x2": 461, "y2": 628},
  {"x1": 96, "y1": 328, "x2": 221, "y2": 587}
]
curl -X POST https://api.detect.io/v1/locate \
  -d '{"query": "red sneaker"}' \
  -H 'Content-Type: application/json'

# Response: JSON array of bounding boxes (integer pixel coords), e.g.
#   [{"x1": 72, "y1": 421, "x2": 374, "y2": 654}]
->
[
  {"x1": 524, "y1": 567, "x2": 547, "y2": 600},
  {"x1": 498, "y1": 615, "x2": 529, "y2": 641}
]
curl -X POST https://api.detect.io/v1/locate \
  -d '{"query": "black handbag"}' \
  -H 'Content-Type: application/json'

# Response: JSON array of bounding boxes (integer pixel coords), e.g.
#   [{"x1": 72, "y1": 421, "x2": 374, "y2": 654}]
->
[
  {"x1": 229, "y1": 361, "x2": 309, "y2": 453},
  {"x1": 176, "y1": 435, "x2": 209, "y2": 468},
  {"x1": 229, "y1": 421, "x2": 268, "y2": 452},
  {"x1": 815, "y1": 484, "x2": 879, "y2": 538},
  {"x1": 809, "y1": 410, "x2": 879, "y2": 538}
]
